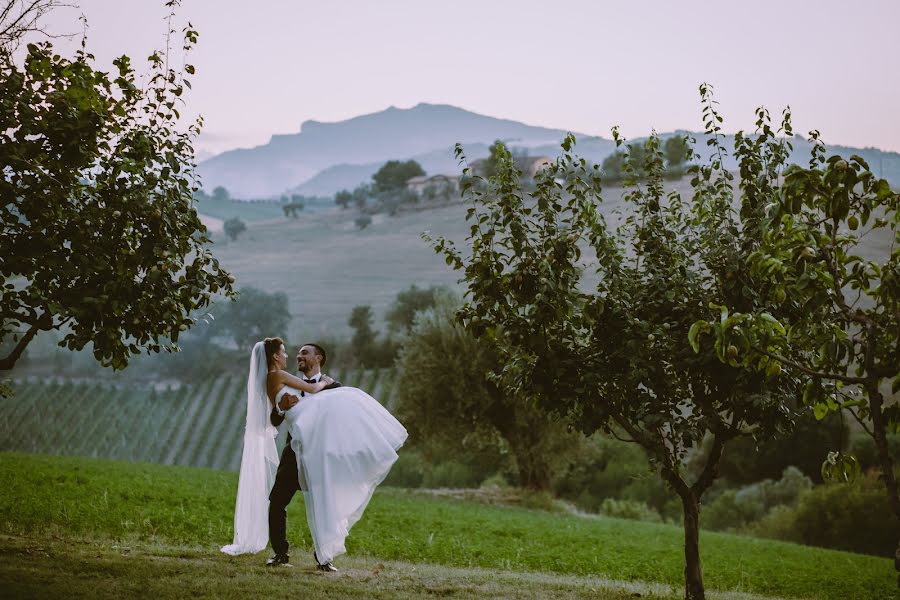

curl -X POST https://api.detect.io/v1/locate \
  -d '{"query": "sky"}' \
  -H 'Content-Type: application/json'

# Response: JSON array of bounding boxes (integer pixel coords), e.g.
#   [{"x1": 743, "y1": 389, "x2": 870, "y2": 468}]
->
[{"x1": 32, "y1": 0, "x2": 900, "y2": 156}]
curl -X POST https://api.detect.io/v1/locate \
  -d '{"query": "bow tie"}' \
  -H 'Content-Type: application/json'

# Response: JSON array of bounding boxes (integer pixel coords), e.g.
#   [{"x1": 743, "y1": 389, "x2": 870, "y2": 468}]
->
[{"x1": 304, "y1": 378, "x2": 317, "y2": 384}]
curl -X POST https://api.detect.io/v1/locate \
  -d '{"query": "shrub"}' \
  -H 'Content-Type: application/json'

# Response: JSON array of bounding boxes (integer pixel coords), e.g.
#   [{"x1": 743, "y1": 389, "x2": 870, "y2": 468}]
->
[
  {"x1": 781, "y1": 472, "x2": 898, "y2": 557},
  {"x1": 600, "y1": 498, "x2": 663, "y2": 523},
  {"x1": 704, "y1": 467, "x2": 813, "y2": 532},
  {"x1": 424, "y1": 460, "x2": 480, "y2": 488},
  {"x1": 383, "y1": 450, "x2": 425, "y2": 488}
]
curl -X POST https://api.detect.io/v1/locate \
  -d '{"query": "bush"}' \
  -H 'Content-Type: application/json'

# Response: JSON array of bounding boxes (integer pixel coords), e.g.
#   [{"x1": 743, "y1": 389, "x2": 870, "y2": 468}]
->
[
  {"x1": 704, "y1": 467, "x2": 813, "y2": 532},
  {"x1": 748, "y1": 472, "x2": 898, "y2": 557},
  {"x1": 600, "y1": 498, "x2": 662, "y2": 522},
  {"x1": 383, "y1": 450, "x2": 425, "y2": 488},
  {"x1": 554, "y1": 435, "x2": 662, "y2": 512},
  {"x1": 423, "y1": 460, "x2": 481, "y2": 488}
]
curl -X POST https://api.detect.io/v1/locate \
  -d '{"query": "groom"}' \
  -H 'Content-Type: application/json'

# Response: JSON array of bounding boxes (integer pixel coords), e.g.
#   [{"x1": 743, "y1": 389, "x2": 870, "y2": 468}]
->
[{"x1": 266, "y1": 343, "x2": 341, "y2": 571}]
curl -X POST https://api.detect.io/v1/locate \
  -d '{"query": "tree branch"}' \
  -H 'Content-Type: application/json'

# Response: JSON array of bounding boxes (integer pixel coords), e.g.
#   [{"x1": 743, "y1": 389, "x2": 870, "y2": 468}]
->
[
  {"x1": 0, "y1": 311, "x2": 51, "y2": 370},
  {"x1": 751, "y1": 345, "x2": 868, "y2": 384},
  {"x1": 691, "y1": 433, "x2": 728, "y2": 496}
]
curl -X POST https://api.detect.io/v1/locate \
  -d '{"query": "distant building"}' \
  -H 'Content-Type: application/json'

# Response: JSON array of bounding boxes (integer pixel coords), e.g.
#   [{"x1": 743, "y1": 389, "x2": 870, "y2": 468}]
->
[
  {"x1": 406, "y1": 174, "x2": 460, "y2": 195},
  {"x1": 469, "y1": 155, "x2": 553, "y2": 179}
]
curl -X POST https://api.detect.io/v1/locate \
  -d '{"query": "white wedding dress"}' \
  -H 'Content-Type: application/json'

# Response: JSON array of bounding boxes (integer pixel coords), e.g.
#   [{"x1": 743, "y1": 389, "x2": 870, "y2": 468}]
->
[
  {"x1": 221, "y1": 342, "x2": 407, "y2": 561},
  {"x1": 278, "y1": 385, "x2": 407, "y2": 564}
]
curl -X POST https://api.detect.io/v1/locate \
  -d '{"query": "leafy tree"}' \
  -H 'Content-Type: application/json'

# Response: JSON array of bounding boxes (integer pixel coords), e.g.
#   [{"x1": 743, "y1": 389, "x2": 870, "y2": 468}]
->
[
  {"x1": 211, "y1": 186, "x2": 230, "y2": 202},
  {"x1": 664, "y1": 135, "x2": 691, "y2": 173},
  {"x1": 223, "y1": 217, "x2": 247, "y2": 241},
  {"x1": 428, "y1": 88, "x2": 803, "y2": 600},
  {"x1": 0, "y1": 7, "x2": 234, "y2": 372},
  {"x1": 692, "y1": 126, "x2": 900, "y2": 569},
  {"x1": 395, "y1": 295, "x2": 577, "y2": 489},
  {"x1": 479, "y1": 140, "x2": 508, "y2": 180},
  {"x1": 216, "y1": 287, "x2": 290, "y2": 349},
  {"x1": 385, "y1": 284, "x2": 445, "y2": 334},
  {"x1": 348, "y1": 305, "x2": 378, "y2": 366},
  {"x1": 334, "y1": 189, "x2": 352, "y2": 210},
  {"x1": 352, "y1": 183, "x2": 370, "y2": 210},
  {"x1": 354, "y1": 215, "x2": 372, "y2": 230},
  {"x1": 371, "y1": 159, "x2": 424, "y2": 193},
  {"x1": 282, "y1": 203, "x2": 303, "y2": 218},
  {"x1": 601, "y1": 151, "x2": 625, "y2": 181}
]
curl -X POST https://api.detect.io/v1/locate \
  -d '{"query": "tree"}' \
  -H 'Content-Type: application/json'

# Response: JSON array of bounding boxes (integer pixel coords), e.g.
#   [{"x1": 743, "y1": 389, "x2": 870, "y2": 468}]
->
[
  {"x1": 395, "y1": 295, "x2": 577, "y2": 490},
  {"x1": 348, "y1": 305, "x2": 378, "y2": 366},
  {"x1": 282, "y1": 202, "x2": 303, "y2": 218},
  {"x1": 211, "y1": 186, "x2": 230, "y2": 203},
  {"x1": 664, "y1": 135, "x2": 691, "y2": 174},
  {"x1": 371, "y1": 159, "x2": 424, "y2": 193},
  {"x1": 354, "y1": 215, "x2": 372, "y2": 230},
  {"x1": 479, "y1": 140, "x2": 508, "y2": 179},
  {"x1": 334, "y1": 189, "x2": 352, "y2": 210},
  {"x1": 601, "y1": 151, "x2": 625, "y2": 181},
  {"x1": 0, "y1": 0, "x2": 70, "y2": 50},
  {"x1": 693, "y1": 126, "x2": 900, "y2": 574},
  {"x1": 352, "y1": 183, "x2": 370, "y2": 210},
  {"x1": 427, "y1": 88, "x2": 801, "y2": 600},
  {"x1": 213, "y1": 287, "x2": 290, "y2": 349},
  {"x1": 385, "y1": 284, "x2": 445, "y2": 334},
  {"x1": 0, "y1": 5, "x2": 234, "y2": 372},
  {"x1": 223, "y1": 217, "x2": 247, "y2": 241}
]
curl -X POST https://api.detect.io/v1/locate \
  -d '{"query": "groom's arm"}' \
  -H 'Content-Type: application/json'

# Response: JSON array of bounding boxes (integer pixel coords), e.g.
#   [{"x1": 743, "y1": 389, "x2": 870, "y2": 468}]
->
[
  {"x1": 270, "y1": 405, "x2": 285, "y2": 427},
  {"x1": 269, "y1": 394, "x2": 300, "y2": 427}
]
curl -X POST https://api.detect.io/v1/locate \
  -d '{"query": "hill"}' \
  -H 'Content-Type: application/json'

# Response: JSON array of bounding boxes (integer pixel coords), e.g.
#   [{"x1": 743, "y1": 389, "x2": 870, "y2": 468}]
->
[
  {"x1": 0, "y1": 453, "x2": 893, "y2": 599},
  {"x1": 197, "y1": 102, "x2": 900, "y2": 200},
  {"x1": 197, "y1": 103, "x2": 584, "y2": 197}
]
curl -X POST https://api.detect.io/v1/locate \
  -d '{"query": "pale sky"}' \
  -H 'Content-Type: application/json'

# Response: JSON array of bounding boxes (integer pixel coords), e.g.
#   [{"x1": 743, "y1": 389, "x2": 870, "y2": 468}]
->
[{"x1": 34, "y1": 0, "x2": 900, "y2": 155}]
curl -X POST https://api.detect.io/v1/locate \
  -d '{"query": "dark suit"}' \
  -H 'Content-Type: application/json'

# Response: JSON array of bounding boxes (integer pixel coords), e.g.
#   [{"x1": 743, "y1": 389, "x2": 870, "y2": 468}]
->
[{"x1": 268, "y1": 377, "x2": 341, "y2": 556}]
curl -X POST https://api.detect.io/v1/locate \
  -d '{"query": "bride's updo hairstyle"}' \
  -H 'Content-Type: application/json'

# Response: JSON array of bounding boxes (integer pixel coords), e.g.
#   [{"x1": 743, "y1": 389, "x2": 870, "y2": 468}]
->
[{"x1": 263, "y1": 337, "x2": 285, "y2": 368}]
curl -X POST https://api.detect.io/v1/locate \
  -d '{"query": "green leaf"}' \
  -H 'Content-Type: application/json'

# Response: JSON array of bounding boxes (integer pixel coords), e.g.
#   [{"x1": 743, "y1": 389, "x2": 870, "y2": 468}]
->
[{"x1": 688, "y1": 321, "x2": 706, "y2": 353}]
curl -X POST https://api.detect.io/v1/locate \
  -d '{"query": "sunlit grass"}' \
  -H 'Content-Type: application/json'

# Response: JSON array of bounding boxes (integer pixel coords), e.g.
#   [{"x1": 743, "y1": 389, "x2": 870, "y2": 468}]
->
[{"x1": 0, "y1": 452, "x2": 893, "y2": 600}]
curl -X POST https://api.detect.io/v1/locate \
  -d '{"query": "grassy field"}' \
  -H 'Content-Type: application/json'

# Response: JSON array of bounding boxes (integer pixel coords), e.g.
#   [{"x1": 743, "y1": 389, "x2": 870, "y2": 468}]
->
[
  {"x1": 0, "y1": 453, "x2": 894, "y2": 600},
  {"x1": 200, "y1": 177, "x2": 894, "y2": 341}
]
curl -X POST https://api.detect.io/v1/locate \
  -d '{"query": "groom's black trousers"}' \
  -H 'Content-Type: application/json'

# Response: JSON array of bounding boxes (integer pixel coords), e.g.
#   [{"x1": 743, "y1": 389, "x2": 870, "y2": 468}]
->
[
  {"x1": 268, "y1": 380, "x2": 340, "y2": 556},
  {"x1": 269, "y1": 436, "x2": 301, "y2": 556}
]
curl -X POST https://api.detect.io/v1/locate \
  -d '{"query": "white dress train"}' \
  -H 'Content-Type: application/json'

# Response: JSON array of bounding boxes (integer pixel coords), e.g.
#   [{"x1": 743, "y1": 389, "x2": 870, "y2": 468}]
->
[{"x1": 278, "y1": 385, "x2": 407, "y2": 564}]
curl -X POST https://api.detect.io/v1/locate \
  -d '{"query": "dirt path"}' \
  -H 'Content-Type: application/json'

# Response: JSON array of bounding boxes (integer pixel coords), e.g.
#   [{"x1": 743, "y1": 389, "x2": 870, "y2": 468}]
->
[{"x1": 0, "y1": 534, "x2": 790, "y2": 600}]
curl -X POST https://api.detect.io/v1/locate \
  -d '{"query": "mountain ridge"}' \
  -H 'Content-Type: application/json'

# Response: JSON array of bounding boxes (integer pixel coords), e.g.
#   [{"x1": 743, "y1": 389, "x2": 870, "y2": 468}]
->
[{"x1": 198, "y1": 103, "x2": 900, "y2": 198}]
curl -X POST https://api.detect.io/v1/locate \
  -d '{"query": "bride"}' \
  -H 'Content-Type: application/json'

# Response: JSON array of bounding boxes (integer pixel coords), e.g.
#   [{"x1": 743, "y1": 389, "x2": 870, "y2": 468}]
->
[{"x1": 221, "y1": 338, "x2": 407, "y2": 566}]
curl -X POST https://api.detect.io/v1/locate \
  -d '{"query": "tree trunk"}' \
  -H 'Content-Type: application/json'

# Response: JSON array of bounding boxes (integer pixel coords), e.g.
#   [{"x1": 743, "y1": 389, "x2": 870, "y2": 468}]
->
[
  {"x1": 866, "y1": 382, "x2": 900, "y2": 587},
  {"x1": 680, "y1": 492, "x2": 705, "y2": 600},
  {"x1": 508, "y1": 433, "x2": 551, "y2": 491}
]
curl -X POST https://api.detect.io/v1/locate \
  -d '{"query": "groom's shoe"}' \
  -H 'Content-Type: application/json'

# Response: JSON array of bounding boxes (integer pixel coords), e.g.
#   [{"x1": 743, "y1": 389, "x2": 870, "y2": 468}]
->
[
  {"x1": 266, "y1": 553, "x2": 291, "y2": 567},
  {"x1": 314, "y1": 551, "x2": 338, "y2": 572}
]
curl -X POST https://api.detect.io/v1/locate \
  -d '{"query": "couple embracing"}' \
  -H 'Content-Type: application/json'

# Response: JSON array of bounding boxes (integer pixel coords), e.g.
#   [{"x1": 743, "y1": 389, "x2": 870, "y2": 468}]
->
[{"x1": 221, "y1": 338, "x2": 408, "y2": 570}]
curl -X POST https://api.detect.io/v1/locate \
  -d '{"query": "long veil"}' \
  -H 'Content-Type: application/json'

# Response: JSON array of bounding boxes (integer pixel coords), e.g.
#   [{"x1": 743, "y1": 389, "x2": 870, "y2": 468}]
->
[{"x1": 221, "y1": 341, "x2": 279, "y2": 555}]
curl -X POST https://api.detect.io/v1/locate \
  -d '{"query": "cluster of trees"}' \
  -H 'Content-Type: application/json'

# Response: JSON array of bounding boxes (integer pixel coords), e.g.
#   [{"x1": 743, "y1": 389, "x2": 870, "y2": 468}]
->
[
  {"x1": 336, "y1": 160, "x2": 458, "y2": 229},
  {"x1": 343, "y1": 284, "x2": 445, "y2": 367},
  {"x1": 426, "y1": 87, "x2": 899, "y2": 599},
  {"x1": 602, "y1": 134, "x2": 692, "y2": 181}
]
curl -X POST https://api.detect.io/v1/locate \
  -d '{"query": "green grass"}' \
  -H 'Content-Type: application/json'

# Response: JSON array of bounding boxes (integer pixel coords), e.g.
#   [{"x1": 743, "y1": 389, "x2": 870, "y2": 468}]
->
[
  {"x1": 0, "y1": 452, "x2": 895, "y2": 600},
  {"x1": 195, "y1": 199, "x2": 288, "y2": 223}
]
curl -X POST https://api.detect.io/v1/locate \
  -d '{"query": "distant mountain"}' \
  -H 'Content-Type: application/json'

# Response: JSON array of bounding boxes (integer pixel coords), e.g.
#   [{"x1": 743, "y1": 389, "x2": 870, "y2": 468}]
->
[
  {"x1": 197, "y1": 103, "x2": 584, "y2": 197},
  {"x1": 198, "y1": 103, "x2": 900, "y2": 199}
]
